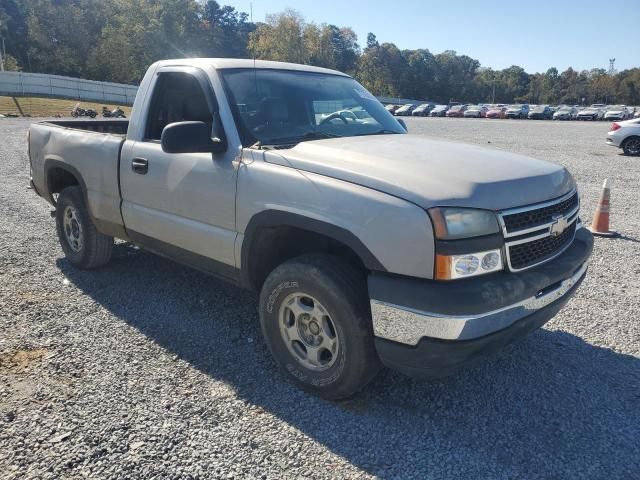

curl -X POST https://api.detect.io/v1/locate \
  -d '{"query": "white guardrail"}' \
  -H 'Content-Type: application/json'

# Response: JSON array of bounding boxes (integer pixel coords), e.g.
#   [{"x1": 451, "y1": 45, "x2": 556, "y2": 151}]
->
[
  {"x1": 0, "y1": 72, "x2": 138, "y2": 105},
  {"x1": 0, "y1": 71, "x2": 426, "y2": 108}
]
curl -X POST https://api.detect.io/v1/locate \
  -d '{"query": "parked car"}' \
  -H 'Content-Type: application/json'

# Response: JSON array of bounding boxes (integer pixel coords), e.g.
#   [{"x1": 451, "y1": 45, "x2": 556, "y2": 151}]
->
[
  {"x1": 553, "y1": 106, "x2": 578, "y2": 120},
  {"x1": 385, "y1": 104, "x2": 400, "y2": 114},
  {"x1": 604, "y1": 106, "x2": 631, "y2": 121},
  {"x1": 394, "y1": 104, "x2": 416, "y2": 116},
  {"x1": 463, "y1": 105, "x2": 488, "y2": 118},
  {"x1": 505, "y1": 104, "x2": 529, "y2": 119},
  {"x1": 429, "y1": 105, "x2": 449, "y2": 117},
  {"x1": 446, "y1": 104, "x2": 467, "y2": 117},
  {"x1": 528, "y1": 105, "x2": 553, "y2": 120},
  {"x1": 411, "y1": 103, "x2": 435, "y2": 117},
  {"x1": 27, "y1": 58, "x2": 593, "y2": 399},
  {"x1": 486, "y1": 105, "x2": 507, "y2": 119},
  {"x1": 606, "y1": 118, "x2": 640, "y2": 155},
  {"x1": 577, "y1": 107, "x2": 604, "y2": 121}
]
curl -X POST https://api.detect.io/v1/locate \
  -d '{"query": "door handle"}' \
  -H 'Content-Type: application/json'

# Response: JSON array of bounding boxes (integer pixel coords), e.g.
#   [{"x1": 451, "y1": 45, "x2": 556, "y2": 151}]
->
[{"x1": 131, "y1": 157, "x2": 148, "y2": 174}]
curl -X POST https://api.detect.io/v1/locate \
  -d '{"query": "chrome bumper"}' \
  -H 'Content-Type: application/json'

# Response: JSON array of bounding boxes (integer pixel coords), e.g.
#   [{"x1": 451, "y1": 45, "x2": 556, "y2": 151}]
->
[{"x1": 370, "y1": 262, "x2": 588, "y2": 346}]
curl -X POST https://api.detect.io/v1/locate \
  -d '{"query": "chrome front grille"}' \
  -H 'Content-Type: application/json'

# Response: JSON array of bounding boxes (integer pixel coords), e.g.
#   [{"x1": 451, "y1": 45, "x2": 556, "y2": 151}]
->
[{"x1": 499, "y1": 189, "x2": 580, "y2": 272}]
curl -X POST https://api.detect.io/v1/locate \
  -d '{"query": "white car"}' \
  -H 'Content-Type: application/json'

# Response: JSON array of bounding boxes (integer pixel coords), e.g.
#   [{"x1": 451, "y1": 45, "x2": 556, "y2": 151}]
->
[
  {"x1": 577, "y1": 107, "x2": 604, "y2": 121},
  {"x1": 604, "y1": 106, "x2": 630, "y2": 121},
  {"x1": 606, "y1": 118, "x2": 640, "y2": 155},
  {"x1": 463, "y1": 105, "x2": 488, "y2": 118}
]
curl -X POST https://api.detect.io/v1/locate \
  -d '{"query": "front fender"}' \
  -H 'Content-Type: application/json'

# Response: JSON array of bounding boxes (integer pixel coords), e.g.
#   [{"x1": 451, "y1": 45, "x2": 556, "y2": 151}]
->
[{"x1": 236, "y1": 157, "x2": 436, "y2": 280}]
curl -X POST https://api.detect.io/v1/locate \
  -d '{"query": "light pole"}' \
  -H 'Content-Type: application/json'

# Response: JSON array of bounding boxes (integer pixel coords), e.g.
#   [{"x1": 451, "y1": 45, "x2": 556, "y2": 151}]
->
[{"x1": 0, "y1": 37, "x2": 5, "y2": 71}]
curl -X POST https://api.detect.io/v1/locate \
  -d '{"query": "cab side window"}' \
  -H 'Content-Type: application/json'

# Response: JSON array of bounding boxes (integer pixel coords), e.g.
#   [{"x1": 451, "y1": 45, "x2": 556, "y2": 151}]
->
[{"x1": 145, "y1": 72, "x2": 213, "y2": 141}]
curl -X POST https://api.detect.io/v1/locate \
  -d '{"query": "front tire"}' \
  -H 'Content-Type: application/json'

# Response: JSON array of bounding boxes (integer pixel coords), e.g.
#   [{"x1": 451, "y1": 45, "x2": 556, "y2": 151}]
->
[
  {"x1": 622, "y1": 136, "x2": 640, "y2": 156},
  {"x1": 55, "y1": 186, "x2": 113, "y2": 269},
  {"x1": 259, "y1": 255, "x2": 380, "y2": 399}
]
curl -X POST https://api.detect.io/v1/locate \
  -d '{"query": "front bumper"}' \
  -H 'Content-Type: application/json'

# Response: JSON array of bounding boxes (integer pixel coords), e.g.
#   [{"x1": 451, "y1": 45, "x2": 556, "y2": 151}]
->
[{"x1": 368, "y1": 227, "x2": 593, "y2": 378}]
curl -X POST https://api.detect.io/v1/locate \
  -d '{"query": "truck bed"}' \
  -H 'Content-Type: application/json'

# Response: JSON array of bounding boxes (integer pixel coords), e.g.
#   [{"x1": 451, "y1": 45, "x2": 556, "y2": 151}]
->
[{"x1": 29, "y1": 119, "x2": 128, "y2": 236}]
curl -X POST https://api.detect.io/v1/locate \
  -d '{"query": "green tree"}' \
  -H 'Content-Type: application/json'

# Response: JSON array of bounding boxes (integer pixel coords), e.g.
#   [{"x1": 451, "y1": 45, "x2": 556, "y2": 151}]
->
[{"x1": 248, "y1": 9, "x2": 307, "y2": 64}]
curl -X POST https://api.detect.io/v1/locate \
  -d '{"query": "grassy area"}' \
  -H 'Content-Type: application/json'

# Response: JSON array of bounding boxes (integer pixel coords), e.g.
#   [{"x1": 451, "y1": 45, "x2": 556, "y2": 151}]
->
[{"x1": 0, "y1": 96, "x2": 132, "y2": 118}]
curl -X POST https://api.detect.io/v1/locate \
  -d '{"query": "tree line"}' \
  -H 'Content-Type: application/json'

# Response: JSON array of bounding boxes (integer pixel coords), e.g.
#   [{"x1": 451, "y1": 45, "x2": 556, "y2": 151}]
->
[{"x1": 1, "y1": 1, "x2": 638, "y2": 105}]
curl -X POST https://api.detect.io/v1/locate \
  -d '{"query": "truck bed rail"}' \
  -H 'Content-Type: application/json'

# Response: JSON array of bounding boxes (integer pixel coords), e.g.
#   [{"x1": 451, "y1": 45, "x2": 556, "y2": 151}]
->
[{"x1": 39, "y1": 119, "x2": 129, "y2": 135}]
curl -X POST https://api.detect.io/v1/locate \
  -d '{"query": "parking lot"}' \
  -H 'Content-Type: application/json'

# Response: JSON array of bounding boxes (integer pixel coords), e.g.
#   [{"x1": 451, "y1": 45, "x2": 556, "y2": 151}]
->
[{"x1": 1, "y1": 117, "x2": 638, "y2": 479}]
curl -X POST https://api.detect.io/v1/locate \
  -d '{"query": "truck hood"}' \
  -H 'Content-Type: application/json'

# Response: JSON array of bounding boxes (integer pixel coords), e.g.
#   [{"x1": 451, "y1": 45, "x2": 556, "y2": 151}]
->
[{"x1": 265, "y1": 134, "x2": 574, "y2": 210}]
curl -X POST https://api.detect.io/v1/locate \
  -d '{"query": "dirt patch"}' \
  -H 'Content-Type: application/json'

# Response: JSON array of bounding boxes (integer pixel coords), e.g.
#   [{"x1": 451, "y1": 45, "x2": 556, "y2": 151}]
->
[{"x1": 0, "y1": 348, "x2": 48, "y2": 372}]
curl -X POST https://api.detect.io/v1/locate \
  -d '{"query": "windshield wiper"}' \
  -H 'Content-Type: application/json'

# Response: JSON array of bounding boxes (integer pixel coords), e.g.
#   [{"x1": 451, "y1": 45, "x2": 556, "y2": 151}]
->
[
  {"x1": 253, "y1": 131, "x2": 342, "y2": 149},
  {"x1": 354, "y1": 129, "x2": 401, "y2": 137},
  {"x1": 295, "y1": 131, "x2": 342, "y2": 141}
]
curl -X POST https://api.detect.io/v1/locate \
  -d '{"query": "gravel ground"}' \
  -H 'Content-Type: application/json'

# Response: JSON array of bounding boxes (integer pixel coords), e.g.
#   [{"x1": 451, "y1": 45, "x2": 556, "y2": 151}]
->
[{"x1": 1, "y1": 117, "x2": 639, "y2": 479}]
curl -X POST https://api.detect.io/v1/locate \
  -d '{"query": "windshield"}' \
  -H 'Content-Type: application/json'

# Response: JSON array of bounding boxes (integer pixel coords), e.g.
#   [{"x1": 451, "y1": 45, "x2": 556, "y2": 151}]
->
[
  {"x1": 220, "y1": 69, "x2": 405, "y2": 146},
  {"x1": 508, "y1": 105, "x2": 522, "y2": 109},
  {"x1": 558, "y1": 107, "x2": 572, "y2": 112}
]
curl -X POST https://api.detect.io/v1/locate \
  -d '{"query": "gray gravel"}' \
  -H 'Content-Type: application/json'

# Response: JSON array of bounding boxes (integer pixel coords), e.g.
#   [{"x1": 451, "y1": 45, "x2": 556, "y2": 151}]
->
[{"x1": 1, "y1": 117, "x2": 639, "y2": 479}]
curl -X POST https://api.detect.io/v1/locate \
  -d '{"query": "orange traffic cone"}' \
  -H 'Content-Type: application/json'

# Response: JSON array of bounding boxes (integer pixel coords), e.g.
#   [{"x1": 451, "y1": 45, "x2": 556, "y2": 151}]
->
[{"x1": 589, "y1": 179, "x2": 618, "y2": 237}]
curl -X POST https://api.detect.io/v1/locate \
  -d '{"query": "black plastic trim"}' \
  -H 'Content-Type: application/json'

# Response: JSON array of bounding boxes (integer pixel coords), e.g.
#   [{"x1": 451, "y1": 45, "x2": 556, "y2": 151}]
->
[
  {"x1": 369, "y1": 227, "x2": 593, "y2": 316},
  {"x1": 43, "y1": 159, "x2": 87, "y2": 205},
  {"x1": 241, "y1": 210, "x2": 386, "y2": 287},
  {"x1": 128, "y1": 230, "x2": 241, "y2": 284}
]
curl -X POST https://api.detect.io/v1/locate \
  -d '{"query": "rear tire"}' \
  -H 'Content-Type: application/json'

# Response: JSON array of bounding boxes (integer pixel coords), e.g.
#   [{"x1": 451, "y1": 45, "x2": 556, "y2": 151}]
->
[
  {"x1": 55, "y1": 186, "x2": 113, "y2": 269},
  {"x1": 259, "y1": 254, "x2": 381, "y2": 399},
  {"x1": 622, "y1": 136, "x2": 640, "y2": 156}
]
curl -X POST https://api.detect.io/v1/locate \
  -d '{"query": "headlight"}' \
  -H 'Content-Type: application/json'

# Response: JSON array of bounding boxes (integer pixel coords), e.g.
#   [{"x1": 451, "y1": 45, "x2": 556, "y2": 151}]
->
[
  {"x1": 428, "y1": 207, "x2": 500, "y2": 240},
  {"x1": 435, "y1": 249, "x2": 503, "y2": 280}
]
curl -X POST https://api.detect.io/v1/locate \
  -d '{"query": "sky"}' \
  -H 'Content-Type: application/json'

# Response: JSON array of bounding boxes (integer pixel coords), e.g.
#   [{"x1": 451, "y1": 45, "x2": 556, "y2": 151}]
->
[{"x1": 224, "y1": 0, "x2": 640, "y2": 73}]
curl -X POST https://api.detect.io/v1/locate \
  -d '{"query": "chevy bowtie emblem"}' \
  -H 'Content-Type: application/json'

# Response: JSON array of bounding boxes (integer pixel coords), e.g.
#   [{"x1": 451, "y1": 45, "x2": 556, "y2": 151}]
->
[{"x1": 549, "y1": 214, "x2": 568, "y2": 237}]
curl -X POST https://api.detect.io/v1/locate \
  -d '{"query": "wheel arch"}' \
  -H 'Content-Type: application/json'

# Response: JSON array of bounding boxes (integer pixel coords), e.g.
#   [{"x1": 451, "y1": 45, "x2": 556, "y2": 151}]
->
[
  {"x1": 44, "y1": 158, "x2": 88, "y2": 207},
  {"x1": 240, "y1": 210, "x2": 386, "y2": 291}
]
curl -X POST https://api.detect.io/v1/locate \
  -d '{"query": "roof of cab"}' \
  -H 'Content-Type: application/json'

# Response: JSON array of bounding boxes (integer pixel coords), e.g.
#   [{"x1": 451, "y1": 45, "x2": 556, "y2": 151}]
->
[{"x1": 153, "y1": 58, "x2": 350, "y2": 77}]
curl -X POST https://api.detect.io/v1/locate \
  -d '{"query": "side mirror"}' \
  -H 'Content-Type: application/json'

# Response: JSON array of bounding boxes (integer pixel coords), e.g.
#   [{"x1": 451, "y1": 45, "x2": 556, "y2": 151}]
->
[
  {"x1": 397, "y1": 118, "x2": 408, "y2": 132},
  {"x1": 161, "y1": 121, "x2": 227, "y2": 154}
]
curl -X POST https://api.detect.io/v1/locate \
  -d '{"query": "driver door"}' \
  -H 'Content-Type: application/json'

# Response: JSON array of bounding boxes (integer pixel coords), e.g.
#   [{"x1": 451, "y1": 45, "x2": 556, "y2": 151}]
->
[{"x1": 119, "y1": 67, "x2": 239, "y2": 279}]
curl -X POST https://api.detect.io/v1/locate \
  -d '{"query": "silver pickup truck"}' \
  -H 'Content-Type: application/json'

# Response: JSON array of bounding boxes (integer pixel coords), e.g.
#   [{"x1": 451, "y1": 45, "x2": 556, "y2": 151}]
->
[{"x1": 28, "y1": 59, "x2": 593, "y2": 399}]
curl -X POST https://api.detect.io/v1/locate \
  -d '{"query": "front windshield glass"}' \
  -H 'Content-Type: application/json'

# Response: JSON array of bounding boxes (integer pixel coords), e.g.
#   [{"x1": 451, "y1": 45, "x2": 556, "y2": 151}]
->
[
  {"x1": 509, "y1": 104, "x2": 522, "y2": 109},
  {"x1": 220, "y1": 69, "x2": 405, "y2": 146}
]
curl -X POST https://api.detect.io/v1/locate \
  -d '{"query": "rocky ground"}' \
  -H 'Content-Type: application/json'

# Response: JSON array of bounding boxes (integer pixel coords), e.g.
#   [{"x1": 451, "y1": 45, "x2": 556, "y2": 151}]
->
[{"x1": 1, "y1": 117, "x2": 638, "y2": 479}]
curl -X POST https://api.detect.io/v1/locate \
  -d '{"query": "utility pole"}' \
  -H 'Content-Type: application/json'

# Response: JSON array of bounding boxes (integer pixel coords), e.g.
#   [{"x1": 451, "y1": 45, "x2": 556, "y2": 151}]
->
[
  {"x1": 0, "y1": 37, "x2": 5, "y2": 71},
  {"x1": 492, "y1": 82, "x2": 495, "y2": 104}
]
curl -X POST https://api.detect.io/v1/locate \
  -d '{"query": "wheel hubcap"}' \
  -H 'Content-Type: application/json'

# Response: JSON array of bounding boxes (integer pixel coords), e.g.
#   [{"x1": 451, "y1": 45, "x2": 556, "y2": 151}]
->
[
  {"x1": 279, "y1": 293, "x2": 339, "y2": 371},
  {"x1": 63, "y1": 206, "x2": 83, "y2": 252}
]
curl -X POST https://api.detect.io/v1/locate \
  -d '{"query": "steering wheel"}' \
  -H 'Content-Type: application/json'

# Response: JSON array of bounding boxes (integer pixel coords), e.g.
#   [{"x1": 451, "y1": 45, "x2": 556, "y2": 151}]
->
[{"x1": 319, "y1": 111, "x2": 350, "y2": 125}]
